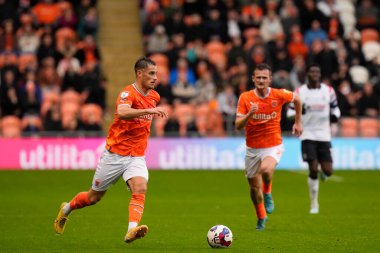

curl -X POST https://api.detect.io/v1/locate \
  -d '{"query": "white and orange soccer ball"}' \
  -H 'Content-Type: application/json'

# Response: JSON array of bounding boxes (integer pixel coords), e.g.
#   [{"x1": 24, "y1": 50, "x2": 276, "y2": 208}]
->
[{"x1": 206, "y1": 225, "x2": 233, "y2": 248}]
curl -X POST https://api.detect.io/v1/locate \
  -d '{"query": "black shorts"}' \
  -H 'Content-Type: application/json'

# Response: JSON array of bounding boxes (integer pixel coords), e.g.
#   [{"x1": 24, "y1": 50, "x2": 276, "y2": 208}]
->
[{"x1": 301, "y1": 140, "x2": 333, "y2": 162}]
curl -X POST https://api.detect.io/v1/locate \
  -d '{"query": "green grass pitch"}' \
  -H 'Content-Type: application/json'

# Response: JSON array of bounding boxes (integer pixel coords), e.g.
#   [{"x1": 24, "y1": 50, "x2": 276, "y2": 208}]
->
[{"x1": 1, "y1": 170, "x2": 380, "y2": 253}]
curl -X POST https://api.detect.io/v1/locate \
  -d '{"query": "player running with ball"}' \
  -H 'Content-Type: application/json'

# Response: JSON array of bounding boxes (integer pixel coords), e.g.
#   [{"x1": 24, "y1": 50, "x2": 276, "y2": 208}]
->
[{"x1": 54, "y1": 57, "x2": 168, "y2": 243}]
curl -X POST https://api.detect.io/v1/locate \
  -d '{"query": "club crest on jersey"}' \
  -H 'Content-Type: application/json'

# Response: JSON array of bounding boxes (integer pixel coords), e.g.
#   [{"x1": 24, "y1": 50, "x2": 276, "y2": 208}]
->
[
  {"x1": 271, "y1": 100, "x2": 278, "y2": 107},
  {"x1": 120, "y1": 92, "x2": 129, "y2": 99}
]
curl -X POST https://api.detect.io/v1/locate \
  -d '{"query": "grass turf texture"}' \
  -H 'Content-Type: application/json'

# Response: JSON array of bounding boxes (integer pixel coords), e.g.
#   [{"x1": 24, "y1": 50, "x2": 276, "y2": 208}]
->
[{"x1": 0, "y1": 170, "x2": 379, "y2": 253}]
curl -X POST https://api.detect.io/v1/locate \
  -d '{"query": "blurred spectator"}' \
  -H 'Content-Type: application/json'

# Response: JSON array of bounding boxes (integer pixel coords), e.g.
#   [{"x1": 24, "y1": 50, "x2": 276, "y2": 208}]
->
[
  {"x1": 155, "y1": 74, "x2": 174, "y2": 104},
  {"x1": 57, "y1": 7, "x2": 78, "y2": 30},
  {"x1": 304, "y1": 20, "x2": 328, "y2": 48},
  {"x1": 76, "y1": 0, "x2": 95, "y2": 20},
  {"x1": 336, "y1": 80, "x2": 358, "y2": 116},
  {"x1": 259, "y1": 10, "x2": 284, "y2": 43},
  {"x1": 184, "y1": 13, "x2": 205, "y2": 42},
  {"x1": 57, "y1": 52, "x2": 81, "y2": 78},
  {"x1": 299, "y1": 0, "x2": 327, "y2": 32},
  {"x1": 37, "y1": 56, "x2": 61, "y2": 94},
  {"x1": 20, "y1": 71, "x2": 42, "y2": 116},
  {"x1": 279, "y1": 0, "x2": 300, "y2": 36},
  {"x1": 314, "y1": 41, "x2": 338, "y2": 79},
  {"x1": 226, "y1": 10, "x2": 241, "y2": 39},
  {"x1": 356, "y1": 82, "x2": 379, "y2": 117},
  {"x1": 0, "y1": 19, "x2": 17, "y2": 52},
  {"x1": 227, "y1": 36, "x2": 246, "y2": 67},
  {"x1": 216, "y1": 85, "x2": 236, "y2": 132},
  {"x1": 287, "y1": 32, "x2": 308, "y2": 60},
  {"x1": 75, "y1": 34, "x2": 101, "y2": 65},
  {"x1": 195, "y1": 71, "x2": 216, "y2": 103},
  {"x1": 172, "y1": 71, "x2": 197, "y2": 103},
  {"x1": 204, "y1": 9, "x2": 227, "y2": 42},
  {"x1": 77, "y1": 7, "x2": 98, "y2": 39},
  {"x1": 44, "y1": 104, "x2": 63, "y2": 131},
  {"x1": 61, "y1": 62, "x2": 83, "y2": 93},
  {"x1": 81, "y1": 60, "x2": 104, "y2": 107},
  {"x1": 0, "y1": 1, "x2": 18, "y2": 23},
  {"x1": 37, "y1": 33, "x2": 60, "y2": 65},
  {"x1": 164, "y1": 10, "x2": 185, "y2": 36},
  {"x1": 289, "y1": 55, "x2": 306, "y2": 90},
  {"x1": 0, "y1": 69, "x2": 21, "y2": 117},
  {"x1": 270, "y1": 37, "x2": 292, "y2": 72},
  {"x1": 356, "y1": 0, "x2": 379, "y2": 30},
  {"x1": 147, "y1": 25, "x2": 169, "y2": 53},
  {"x1": 170, "y1": 57, "x2": 196, "y2": 85}
]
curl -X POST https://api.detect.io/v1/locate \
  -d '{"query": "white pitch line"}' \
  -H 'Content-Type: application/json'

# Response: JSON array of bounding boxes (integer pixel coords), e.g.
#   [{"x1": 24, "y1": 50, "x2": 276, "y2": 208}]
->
[{"x1": 288, "y1": 170, "x2": 344, "y2": 182}]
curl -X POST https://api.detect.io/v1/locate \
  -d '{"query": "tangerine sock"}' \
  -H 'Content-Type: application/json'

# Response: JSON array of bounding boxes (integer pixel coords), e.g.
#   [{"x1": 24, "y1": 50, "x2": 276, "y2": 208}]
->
[
  {"x1": 255, "y1": 202, "x2": 266, "y2": 219},
  {"x1": 69, "y1": 192, "x2": 91, "y2": 210},
  {"x1": 128, "y1": 193, "x2": 145, "y2": 226},
  {"x1": 262, "y1": 182, "x2": 272, "y2": 195}
]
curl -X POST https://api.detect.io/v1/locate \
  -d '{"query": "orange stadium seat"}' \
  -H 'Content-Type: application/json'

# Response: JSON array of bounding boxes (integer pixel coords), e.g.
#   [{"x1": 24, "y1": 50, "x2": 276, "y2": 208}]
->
[
  {"x1": 205, "y1": 41, "x2": 225, "y2": 55},
  {"x1": 194, "y1": 103, "x2": 210, "y2": 136},
  {"x1": 208, "y1": 52, "x2": 227, "y2": 68},
  {"x1": 21, "y1": 115, "x2": 43, "y2": 131},
  {"x1": 55, "y1": 27, "x2": 76, "y2": 50},
  {"x1": 61, "y1": 90, "x2": 81, "y2": 105},
  {"x1": 1, "y1": 116, "x2": 22, "y2": 138},
  {"x1": 359, "y1": 118, "x2": 379, "y2": 137},
  {"x1": 18, "y1": 54, "x2": 37, "y2": 73},
  {"x1": 40, "y1": 91, "x2": 60, "y2": 116},
  {"x1": 80, "y1": 103, "x2": 103, "y2": 124},
  {"x1": 174, "y1": 103, "x2": 195, "y2": 137},
  {"x1": 339, "y1": 117, "x2": 358, "y2": 137},
  {"x1": 361, "y1": 29, "x2": 379, "y2": 44},
  {"x1": 149, "y1": 53, "x2": 169, "y2": 67},
  {"x1": 0, "y1": 53, "x2": 18, "y2": 68},
  {"x1": 154, "y1": 103, "x2": 173, "y2": 137},
  {"x1": 61, "y1": 102, "x2": 80, "y2": 128}
]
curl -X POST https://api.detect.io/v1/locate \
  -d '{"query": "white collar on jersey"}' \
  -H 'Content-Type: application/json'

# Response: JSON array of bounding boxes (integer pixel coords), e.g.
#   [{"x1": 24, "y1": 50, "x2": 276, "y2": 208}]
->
[
  {"x1": 254, "y1": 87, "x2": 271, "y2": 99},
  {"x1": 132, "y1": 83, "x2": 151, "y2": 96}
]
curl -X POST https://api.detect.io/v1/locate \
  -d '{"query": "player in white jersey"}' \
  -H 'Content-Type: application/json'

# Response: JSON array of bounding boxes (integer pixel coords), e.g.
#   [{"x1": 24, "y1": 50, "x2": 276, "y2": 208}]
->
[{"x1": 287, "y1": 63, "x2": 340, "y2": 214}]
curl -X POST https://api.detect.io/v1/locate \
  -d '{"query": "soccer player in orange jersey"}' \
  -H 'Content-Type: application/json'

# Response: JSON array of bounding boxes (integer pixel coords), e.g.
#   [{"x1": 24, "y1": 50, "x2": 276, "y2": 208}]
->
[
  {"x1": 235, "y1": 63, "x2": 303, "y2": 230},
  {"x1": 54, "y1": 57, "x2": 168, "y2": 243}
]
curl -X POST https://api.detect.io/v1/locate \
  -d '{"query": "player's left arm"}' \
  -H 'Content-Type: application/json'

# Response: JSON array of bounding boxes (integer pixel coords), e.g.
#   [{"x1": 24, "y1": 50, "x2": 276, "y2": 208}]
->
[
  {"x1": 292, "y1": 94, "x2": 303, "y2": 137},
  {"x1": 329, "y1": 88, "x2": 341, "y2": 123}
]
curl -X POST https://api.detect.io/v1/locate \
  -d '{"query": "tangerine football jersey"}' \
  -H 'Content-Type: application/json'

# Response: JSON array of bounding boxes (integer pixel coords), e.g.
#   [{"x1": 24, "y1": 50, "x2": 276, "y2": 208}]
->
[
  {"x1": 236, "y1": 88, "x2": 294, "y2": 148},
  {"x1": 106, "y1": 83, "x2": 160, "y2": 156}
]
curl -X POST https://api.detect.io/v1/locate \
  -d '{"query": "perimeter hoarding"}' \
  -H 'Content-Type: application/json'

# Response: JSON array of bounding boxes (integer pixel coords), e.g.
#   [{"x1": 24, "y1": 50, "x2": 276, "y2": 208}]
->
[{"x1": 0, "y1": 138, "x2": 379, "y2": 170}]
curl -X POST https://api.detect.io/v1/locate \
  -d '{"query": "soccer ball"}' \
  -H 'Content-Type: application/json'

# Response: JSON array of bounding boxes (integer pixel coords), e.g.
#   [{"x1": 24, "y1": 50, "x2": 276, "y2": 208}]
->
[{"x1": 207, "y1": 225, "x2": 233, "y2": 248}]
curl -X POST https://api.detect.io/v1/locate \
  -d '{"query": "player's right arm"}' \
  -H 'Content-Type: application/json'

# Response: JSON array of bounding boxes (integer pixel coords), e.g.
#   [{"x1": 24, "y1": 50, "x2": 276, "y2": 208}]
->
[
  {"x1": 117, "y1": 105, "x2": 167, "y2": 120},
  {"x1": 235, "y1": 95, "x2": 258, "y2": 130}
]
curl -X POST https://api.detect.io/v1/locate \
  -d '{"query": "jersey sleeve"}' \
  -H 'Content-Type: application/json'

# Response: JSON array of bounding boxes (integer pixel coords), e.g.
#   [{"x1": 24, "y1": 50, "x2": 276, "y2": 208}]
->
[
  {"x1": 116, "y1": 90, "x2": 134, "y2": 107},
  {"x1": 279, "y1": 88, "x2": 295, "y2": 104},
  {"x1": 329, "y1": 87, "x2": 341, "y2": 119},
  {"x1": 236, "y1": 94, "x2": 248, "y2": 117}
]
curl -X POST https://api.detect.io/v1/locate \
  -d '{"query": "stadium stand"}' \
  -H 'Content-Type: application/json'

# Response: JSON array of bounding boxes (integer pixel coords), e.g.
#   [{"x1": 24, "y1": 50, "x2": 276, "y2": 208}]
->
[
  {"x1": 0, "y1": 0, "x2": 103, "y2": 138},
  {"x1": 139, "y1": 0, "x2": 380, "y2": 137}
]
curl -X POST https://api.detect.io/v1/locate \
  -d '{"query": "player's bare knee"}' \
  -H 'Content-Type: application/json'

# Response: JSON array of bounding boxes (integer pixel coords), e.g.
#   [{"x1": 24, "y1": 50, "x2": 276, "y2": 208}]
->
[{"x1": 131, "y1": 184, "x2": 147, "y2": 194}]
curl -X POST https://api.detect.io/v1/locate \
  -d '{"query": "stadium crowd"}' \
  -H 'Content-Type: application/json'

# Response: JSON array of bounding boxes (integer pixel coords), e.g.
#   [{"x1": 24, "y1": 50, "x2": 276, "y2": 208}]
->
[
  {"x1": 0, "y1": 0, "x2": 105, "y2": 137},
  {"x1": 1, "y1": 0, "x2": 379, "y2": 138},
  {"x1": 141, "y1": 0, "x2": 380, "y2": 137}
]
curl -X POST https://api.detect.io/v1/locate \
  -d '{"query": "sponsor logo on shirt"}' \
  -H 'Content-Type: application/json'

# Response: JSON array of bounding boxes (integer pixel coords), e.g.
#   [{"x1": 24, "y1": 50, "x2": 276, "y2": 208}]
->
[{"x1": 252, "y1": 112, "x2": 278, "y2": 121}]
